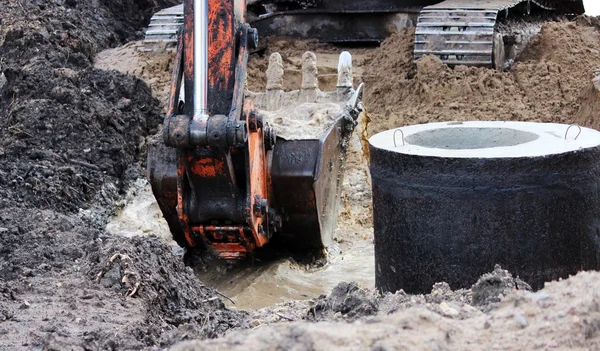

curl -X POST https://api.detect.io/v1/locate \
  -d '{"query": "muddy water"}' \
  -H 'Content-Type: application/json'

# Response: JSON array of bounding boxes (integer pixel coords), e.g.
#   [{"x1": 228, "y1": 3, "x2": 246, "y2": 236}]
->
[
  {"x1": 106, "y1": 181, "x2": 375, "y2": 310},
  {"x1": 105, "y1": 178, "x2": 176, "y2": 246},
  {"x1": 196, "y1": 242, "x2": 374, "y2": 309}
]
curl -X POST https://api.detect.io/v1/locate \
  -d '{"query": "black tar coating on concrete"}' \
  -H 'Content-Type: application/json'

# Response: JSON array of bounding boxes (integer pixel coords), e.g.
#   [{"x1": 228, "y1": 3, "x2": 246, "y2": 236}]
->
[{"x1": 369, "y1": 144, "x2": 600, "y2": 294}]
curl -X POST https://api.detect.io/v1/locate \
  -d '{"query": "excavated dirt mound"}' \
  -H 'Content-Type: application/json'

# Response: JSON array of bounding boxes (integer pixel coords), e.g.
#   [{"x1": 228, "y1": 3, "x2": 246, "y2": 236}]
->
[
  {"x1": 0, "y1": 0, "x2": 246, "y2": 349},
  {"x1": 95, "y1": 41, "x2": 175, "y2": 113},
  {"x1": 363, "y1": 21, "x2": 600, "y2": 135},
  {"x1": 170, "y1": 267, "x2": 600, "y2": 351},
  {"x1": 0, "y1": 0, "x2": 182, "y2": 213}
]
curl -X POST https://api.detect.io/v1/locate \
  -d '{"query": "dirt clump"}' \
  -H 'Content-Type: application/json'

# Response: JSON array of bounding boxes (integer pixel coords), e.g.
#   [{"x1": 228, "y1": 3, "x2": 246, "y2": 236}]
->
[
  {"x1": 307, "y1": 282, "x2": 379, "y2": 322},
  {"x1": 471, "y1": 265, "x2": 532, "y2": 308},
  {"x1": 262, "y1": 102, "x2": 344, "y2": 140},
  {"x1": 247, "y1": 267, "x2": 523, "y2": 329}
]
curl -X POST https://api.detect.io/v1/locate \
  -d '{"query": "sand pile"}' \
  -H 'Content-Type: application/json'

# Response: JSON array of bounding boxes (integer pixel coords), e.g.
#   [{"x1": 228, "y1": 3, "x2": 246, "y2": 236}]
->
[
  {"x1": 575, "y1": 72, "x2": 600, "y2": 128},
  {"x1": 363, "y1": 21, "x2": 600, "y2": 135}
]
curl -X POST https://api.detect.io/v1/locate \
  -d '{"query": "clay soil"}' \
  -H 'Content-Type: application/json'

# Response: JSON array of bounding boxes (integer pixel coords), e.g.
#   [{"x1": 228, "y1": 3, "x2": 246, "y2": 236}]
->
[{"x1": 2, "y1": 1, "x2": 600, "y2": 350}]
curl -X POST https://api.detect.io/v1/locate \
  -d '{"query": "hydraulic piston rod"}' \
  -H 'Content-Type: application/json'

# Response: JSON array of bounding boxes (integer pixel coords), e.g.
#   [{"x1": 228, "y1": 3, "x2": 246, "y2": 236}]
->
[{"x1": 193, "y1": 0, "x2": 208, "y2": 120}]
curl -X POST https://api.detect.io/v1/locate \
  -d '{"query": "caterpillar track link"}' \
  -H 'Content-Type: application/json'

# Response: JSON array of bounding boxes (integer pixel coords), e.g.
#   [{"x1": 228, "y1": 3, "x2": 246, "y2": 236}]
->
[
  {"x1": 414, "y1": 0, "x2": 585, "y2": 69},
  {"x1": 142, "y1": 0, "x2": 322, "y2": 51},
  {"x1": 143, "y1": 4, "x2": 184, "y2": 51}
]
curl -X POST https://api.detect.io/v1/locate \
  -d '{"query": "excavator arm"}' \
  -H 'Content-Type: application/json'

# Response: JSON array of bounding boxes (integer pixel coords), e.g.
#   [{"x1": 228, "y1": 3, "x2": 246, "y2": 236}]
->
[{"x1": 147, "y1": 0, "x2": 364, "y2": 259}]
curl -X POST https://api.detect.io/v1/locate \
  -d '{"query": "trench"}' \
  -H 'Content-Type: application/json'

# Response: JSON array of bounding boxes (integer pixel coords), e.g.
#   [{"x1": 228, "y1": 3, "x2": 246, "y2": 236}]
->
[
  {"x1": 99, "y1": 24, "x2": 600, "y2": 312},
  {"x1": 100, "y1": 42, "x2": 377, "y2": 311},
  {"x1": 106, "y1": 179, "x2": 375, "y2": 310}
]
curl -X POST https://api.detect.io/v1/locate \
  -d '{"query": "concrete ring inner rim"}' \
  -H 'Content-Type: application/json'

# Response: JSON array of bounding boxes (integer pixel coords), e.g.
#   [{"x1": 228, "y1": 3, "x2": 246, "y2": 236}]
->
[{"x1": 368, "y1": 121, "x2": 600, "y2": 159}]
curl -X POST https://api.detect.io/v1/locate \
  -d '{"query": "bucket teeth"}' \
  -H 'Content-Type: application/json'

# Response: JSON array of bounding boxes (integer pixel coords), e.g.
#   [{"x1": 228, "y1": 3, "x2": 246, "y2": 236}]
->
[
  {"x1": 300, "y1": 51, "x2": 319, "y2": 102},
  {"x1": 266, "y1": 53, "x2": 284, "y2": 110},
  {"x1": 266, "y1": 52, "x2": 284, "y2": 90},
  {"x1": 246, "y1": 50, "x2": 357, "y2": 111},
  {"x1": 337, "y1": 51, "x2": 353, "y2": 89}
]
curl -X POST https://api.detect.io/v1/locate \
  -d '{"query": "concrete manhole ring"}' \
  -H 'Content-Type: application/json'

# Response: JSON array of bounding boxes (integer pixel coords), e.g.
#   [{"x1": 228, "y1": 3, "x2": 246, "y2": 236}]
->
[{"x1": 369, "y1": 121, "x2": 600, "y2": 294}]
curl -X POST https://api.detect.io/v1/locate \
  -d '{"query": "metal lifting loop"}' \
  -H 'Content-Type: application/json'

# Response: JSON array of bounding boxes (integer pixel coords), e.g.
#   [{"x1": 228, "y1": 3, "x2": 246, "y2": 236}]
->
[
  {"x1": 564, "y1": 124, "x2": 582, "y2": 141},
  {"x1": 393, "y1": 129, "x2": 405, "y2": 147}
]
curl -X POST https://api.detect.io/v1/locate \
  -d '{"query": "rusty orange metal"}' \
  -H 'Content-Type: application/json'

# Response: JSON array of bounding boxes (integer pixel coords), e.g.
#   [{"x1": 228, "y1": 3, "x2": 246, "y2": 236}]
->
[
  {"x1": 164, "y1": 0, "x2": 273, "y2": 258},
  {"x1": 244, "y1": 100, "x2": 269, "y2": 248},
  {"x1": 189, "y1": 156, "x2": 225, "y2": 177},
  {"x1": 177, "y1": 154, "x2": 195, "y2": 247},
  {"x1": 208, "y1": 0, "x2": 234, "y2": 93},
  {"x1": 194, "y1": 225, "x2": 255, "y2": 258}
]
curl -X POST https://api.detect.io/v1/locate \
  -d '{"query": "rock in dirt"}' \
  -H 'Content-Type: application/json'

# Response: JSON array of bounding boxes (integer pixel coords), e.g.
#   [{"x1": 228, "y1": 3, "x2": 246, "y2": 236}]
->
[
  {"x1": 471, "y1": 265, "x2": 532, "y2": 307},
  {"x1": 307, "y1": 282, "x2": 379, "y2": 322}
]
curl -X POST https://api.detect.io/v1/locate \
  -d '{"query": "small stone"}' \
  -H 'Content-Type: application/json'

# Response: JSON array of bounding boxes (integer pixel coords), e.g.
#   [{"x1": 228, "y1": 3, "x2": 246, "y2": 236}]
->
[
  {"x1": 0, "y1": 227, "x2": 8, "y2": 233},
  {"x1": 250, "y1": 319, "x2": 261, "y2": 328},
  {"x1": 535, "y1": 293, "x2": 550, "y2": 302},
  {"x1": 117, "y1": 98, "x2": 132, "y2": 111},
  {"x1": 19, "y1": 301, "x2": 30, "y2": 309},
  {"x1": 514, "y1": 314, "x2": 528, "y2": 328},
  {"x1": 371, "y1": 341, "x2": 391, "y2": 351},
  {"x1": 439, "y1": 301, "x2": 459, "y2": 317}
]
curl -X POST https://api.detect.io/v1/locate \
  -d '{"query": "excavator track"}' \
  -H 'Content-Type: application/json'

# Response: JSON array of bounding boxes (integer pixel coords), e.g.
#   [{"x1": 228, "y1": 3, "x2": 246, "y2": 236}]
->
[
  {"x1": 142, "y1": 4, "x2": 183, "y2": 51},
  {"x1": 413, "y1": 0, "x2": 584, "y2": 69},
  {"x1": 142, "y1": 0, "x2": 321, "y2": 51}
]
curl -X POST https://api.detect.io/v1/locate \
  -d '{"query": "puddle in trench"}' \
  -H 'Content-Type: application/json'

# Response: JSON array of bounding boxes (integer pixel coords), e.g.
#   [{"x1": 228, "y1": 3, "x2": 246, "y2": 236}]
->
[
  {"x1": 196, "y1": 241, "x2": 374, "y2": 310},
  {"x1": 107, "y1": 179, "x2": 375, "y2": 310}
]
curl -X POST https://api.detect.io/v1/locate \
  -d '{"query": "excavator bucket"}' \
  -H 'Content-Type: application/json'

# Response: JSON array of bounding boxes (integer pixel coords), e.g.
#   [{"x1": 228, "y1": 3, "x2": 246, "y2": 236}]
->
[
  {"x1": 146, "y1": 0, "x2": 363, "y2": 259},
  {"x1": 148, "y1": 51, "x2": 362, "y2": 256},
  {"x1": 248, "y1": 51, "x2": 363, "y2": 249}
]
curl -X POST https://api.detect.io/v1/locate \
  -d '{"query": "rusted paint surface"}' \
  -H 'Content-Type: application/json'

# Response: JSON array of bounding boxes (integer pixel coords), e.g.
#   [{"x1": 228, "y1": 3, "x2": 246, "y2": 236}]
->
[
  {"x1": 244, "y1": 100, "x2": 269, "y2": 248},
  {"x1": 207, "y1": 0, "x2": 236, "y2": 115},
  {"x1": 189, "y1": 156, "x2": 225, "y2": 177},
  {"x1": 194, "y1": 225, "x2": 254, "y2": 258},
  {"x1": 208, "y1": 0, "x2": 234, "y2": 91},
  {"x1": 177, "y1": 153, "x2": 195, "y2": 247}
]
